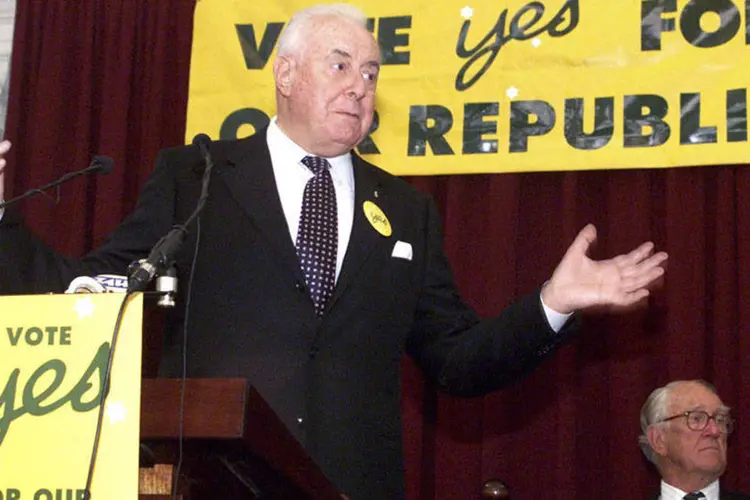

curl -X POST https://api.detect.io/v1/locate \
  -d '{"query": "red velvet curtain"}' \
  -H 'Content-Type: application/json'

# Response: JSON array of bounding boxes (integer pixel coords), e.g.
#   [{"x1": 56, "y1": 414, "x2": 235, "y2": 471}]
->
[{"x1": 5, "y1": 2, "x2": 750, "y2": 498}]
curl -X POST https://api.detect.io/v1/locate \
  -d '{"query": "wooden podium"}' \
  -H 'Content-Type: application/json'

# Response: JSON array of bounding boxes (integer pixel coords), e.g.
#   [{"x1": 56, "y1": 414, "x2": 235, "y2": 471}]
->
[{"x1": 138, "y1": 378, "x2": 341, "y2": 500}]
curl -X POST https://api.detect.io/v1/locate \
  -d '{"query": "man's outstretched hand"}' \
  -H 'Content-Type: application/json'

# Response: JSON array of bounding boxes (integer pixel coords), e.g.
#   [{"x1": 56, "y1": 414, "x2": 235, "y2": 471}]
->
[
  {"x1": 541, "y1": 224, "x2": 668, "y2": 314},
  {"x1": 0, "y1": 139, "x2": 12, "y2": 202}
]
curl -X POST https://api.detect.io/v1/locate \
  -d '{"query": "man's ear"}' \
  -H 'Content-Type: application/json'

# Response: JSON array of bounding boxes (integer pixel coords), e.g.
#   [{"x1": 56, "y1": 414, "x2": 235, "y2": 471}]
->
[
  {"x1": 648, "y1": 425, "x2": 667, "y2": 456},
  {"x1": 273, "y1": 55, "x2": 295, "y2": 97}
]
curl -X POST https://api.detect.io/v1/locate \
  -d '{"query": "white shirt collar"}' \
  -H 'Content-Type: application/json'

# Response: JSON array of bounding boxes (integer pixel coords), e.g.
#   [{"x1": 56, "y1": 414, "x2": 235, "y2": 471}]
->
[
  {"x1": 660, "y1": 479, "x2": 720, "y2": 500},
  {"x1": 266, "y1": 117, "x2": 353, "y2": 175}
]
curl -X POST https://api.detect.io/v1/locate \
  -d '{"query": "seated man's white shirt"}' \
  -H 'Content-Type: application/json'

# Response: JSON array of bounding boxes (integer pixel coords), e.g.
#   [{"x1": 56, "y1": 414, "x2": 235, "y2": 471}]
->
[{"x1": 660, "y1": 479, "x2": 719, "y2": 500}]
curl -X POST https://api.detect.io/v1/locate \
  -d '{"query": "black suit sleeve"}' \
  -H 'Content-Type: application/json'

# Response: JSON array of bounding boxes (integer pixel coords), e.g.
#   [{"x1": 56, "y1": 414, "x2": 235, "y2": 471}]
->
[
  {"x1": 0, "y1": 149, "x2": 178, "y2": 294},
  {"x1": 0, "y1": 207, "x2": 77, "y2": 293},
  {"x1": 405, "y1": 195, "x2": 577, "y2": 397}
]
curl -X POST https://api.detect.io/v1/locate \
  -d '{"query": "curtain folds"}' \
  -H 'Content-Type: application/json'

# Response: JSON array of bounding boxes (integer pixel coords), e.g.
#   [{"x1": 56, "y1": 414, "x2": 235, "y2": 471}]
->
[{"x1": 5, "y1": 1, "x2": 749, "y2": 498}]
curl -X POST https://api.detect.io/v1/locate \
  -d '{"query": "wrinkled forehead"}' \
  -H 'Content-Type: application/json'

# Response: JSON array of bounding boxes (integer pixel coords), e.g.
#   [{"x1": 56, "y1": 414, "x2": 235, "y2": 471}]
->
[
  {"x1": 670, "y1": 382, "x2": 728, "y2": 413},
  {"x1": 301, "y1": 15, "x2": 380, "y2": 61}
]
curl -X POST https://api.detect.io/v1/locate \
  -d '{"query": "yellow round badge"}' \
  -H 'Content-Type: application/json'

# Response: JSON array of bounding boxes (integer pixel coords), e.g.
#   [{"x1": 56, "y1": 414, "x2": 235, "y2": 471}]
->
[{"x1": 363, "y1": 200, "x2": 392, "y2": 237}]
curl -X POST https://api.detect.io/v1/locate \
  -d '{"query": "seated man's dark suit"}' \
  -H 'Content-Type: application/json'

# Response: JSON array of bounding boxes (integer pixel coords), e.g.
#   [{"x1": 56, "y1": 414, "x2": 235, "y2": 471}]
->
[{"x1": 0, "y1": 129, "x2": 576, "y2": 499}]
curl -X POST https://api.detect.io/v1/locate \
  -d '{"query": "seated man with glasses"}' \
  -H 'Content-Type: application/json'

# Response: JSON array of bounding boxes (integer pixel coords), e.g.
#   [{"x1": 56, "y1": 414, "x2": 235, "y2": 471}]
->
[{"x1": 638, "y1": 379, "x2": 749, "y2": 500}]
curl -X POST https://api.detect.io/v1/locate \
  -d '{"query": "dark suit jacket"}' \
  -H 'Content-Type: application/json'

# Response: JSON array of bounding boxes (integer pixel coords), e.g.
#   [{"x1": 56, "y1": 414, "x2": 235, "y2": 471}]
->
[{"x1": 0, "y1": 129, "x2": 576, "y2": 499}]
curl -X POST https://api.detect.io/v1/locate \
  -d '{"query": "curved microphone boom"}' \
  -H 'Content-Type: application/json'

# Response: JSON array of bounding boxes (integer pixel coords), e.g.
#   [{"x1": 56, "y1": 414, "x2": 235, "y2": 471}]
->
[
  {"x1": 0, "y1": 155, "x2": 115, "y2": 209},
  {"x1": 127, "y1": 134, "x2": 215, "y2": 292}
]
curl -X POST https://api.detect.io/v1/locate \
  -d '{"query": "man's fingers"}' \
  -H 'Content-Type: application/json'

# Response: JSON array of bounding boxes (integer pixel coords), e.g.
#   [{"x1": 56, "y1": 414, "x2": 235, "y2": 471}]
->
[
  {"x1": 613, "y1": 245, "x2": 668, "y2": 278},
  {"x1": 621, "y1": 288, "x2": 650, "y2": 306},
  {"x1": 605, "y1": 290, "x2": 651, "y2": 312},
  {"x1": 0, "y1": 139, "x2": 11, "y2": 197},
  {"x1": 615, "y1": 241, "x2": 657, "y2": 267},
  {"x1": 618, "y1": 264, "x2": 666, "y2": 295},
  {"x1": 619, "y1": 250, "x2": 668, "y2": 277}
]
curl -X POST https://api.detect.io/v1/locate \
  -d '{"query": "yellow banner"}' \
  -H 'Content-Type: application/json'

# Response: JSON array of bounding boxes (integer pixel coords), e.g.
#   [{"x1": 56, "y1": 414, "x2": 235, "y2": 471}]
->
[
  {"x1": 186, "y1": 0, "x2": 750, "y2": 175},
  {"x1": 0, "y1": 294, "x2": 143, "y2": 500}
]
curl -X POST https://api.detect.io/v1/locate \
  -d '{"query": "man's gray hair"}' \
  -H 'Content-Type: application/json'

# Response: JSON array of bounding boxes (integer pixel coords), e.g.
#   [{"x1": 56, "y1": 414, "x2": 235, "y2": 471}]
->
[
  {"x1": 638, "y1": 379, "x2": 719, "y2": 465},
  {"x1": 277, "y1": 3, "x2": 368, "y2": 57}
]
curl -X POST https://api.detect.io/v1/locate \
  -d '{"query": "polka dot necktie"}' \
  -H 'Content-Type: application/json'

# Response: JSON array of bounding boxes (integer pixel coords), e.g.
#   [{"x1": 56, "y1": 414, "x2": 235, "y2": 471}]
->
[
  {"x1": 683, "y1": 493, "x2": 705, "y2": 500},
  {"x1": 296, "y1": 155, "x2": 337, "y2": 317}
]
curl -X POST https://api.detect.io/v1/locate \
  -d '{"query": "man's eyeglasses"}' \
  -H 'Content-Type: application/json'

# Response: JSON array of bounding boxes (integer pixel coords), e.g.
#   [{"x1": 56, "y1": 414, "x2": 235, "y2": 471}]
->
[{"x1": 658, "y1": 410, "x2": 734, "y2": 434}]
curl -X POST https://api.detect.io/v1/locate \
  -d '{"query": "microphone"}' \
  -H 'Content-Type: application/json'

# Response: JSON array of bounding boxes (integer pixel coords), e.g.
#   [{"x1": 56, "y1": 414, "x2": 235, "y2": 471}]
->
[
  {"x1": 193, "y1": 133, "x2": 212, "y2": 158},
  {"x1": 126, "y1": 226, "x2": 187, "y2": 292},
  {"x1": 0, "y1": 155, "x2": 115, "y2": 209},
  {"x1": 90, "y1": 155, "x2": 115, "y2": 175},
  {"x1": 127, "y1": 134, "x2": 215, "y2": 292}
]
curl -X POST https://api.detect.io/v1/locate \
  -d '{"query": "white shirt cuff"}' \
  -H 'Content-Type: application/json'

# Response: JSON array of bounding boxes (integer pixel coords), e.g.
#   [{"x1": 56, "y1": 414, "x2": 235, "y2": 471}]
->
[{"x1": 540, "y1": 293, "x2": 572, "y2": 333}]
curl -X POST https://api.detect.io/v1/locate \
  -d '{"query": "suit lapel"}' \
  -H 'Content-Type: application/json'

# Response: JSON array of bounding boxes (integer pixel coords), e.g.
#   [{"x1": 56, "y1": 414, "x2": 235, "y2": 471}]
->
[
  {"x1": 327, "y1": 154, "x2": 387, "y2": 311},
  {"x1": 219, "y1": 130, "x2": 306, "y2": 286},
  {"x1": 216, "y1": 137, "x2": 389, "y2": 316}
]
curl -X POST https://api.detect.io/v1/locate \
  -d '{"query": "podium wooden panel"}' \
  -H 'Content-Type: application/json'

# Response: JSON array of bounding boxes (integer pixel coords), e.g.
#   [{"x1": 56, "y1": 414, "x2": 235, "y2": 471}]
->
[{"x1": 139, "y1": 378, "x2": 341, "y2": 500}]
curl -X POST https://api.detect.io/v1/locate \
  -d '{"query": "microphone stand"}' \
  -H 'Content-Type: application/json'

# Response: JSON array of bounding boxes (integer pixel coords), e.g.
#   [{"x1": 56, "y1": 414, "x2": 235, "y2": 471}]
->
[
  {"x1": 0, "y1": 156, "x2": 114, "y2": 209},
  {"x1": 126, "y1": 136, "x2": 214, "y2": 292},
  {"x1": 84, "y1": 138, "x2": 213, "y2": 497}
]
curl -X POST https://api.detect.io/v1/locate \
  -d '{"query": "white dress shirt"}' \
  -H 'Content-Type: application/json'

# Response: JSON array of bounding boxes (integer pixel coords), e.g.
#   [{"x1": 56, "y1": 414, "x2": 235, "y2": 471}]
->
[
  {"x1": 265, "y1": 117, "x2": 570, "y2": 332},
  {"x1": 660, "y1": 479, "x2": 719, "y2": 500},
  {"x1": 266, "y1": 117, "x2": 354, "y2": 282}
]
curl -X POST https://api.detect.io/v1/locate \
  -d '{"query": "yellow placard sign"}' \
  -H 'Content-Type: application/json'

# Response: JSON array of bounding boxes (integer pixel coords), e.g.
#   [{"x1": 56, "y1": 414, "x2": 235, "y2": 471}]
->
[
  {"x1": 0, "y1": 294, "x2": 143, "y2": 500},
  {"x1": 186, "y1": 0, "x2": 750, "y2": 175},
  {"x1": 363, "y1": 200, "x2": 392, "y2": 236}
]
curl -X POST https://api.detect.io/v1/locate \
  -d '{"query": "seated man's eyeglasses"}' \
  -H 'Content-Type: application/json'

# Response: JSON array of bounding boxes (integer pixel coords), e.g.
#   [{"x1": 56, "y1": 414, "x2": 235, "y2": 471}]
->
[{"x1": 658, "y1": 410, "x2": 734, "y2": 434}]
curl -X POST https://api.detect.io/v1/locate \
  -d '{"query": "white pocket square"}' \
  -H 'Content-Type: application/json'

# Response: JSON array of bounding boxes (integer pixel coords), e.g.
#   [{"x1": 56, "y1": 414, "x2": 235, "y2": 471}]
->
[{"x1": 391, "y1": 240, "x2": 413, "y2": 261}]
